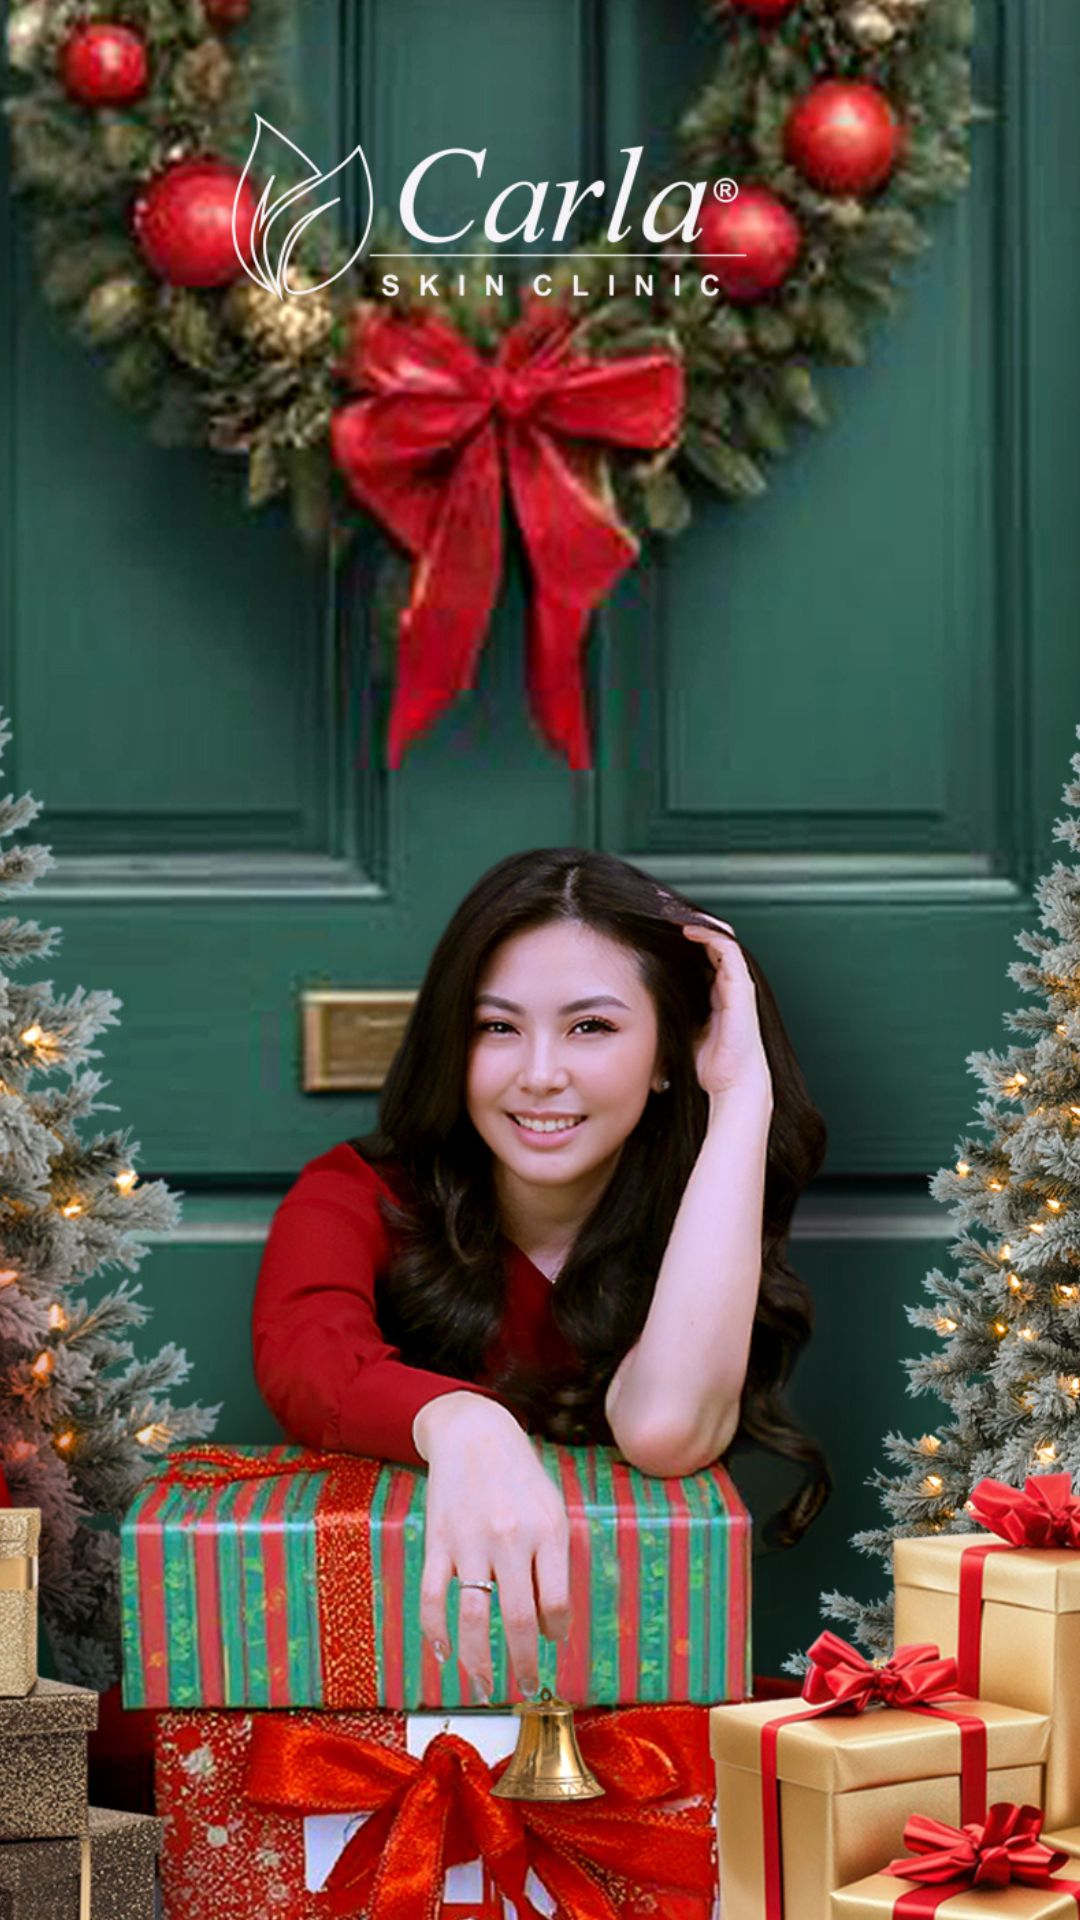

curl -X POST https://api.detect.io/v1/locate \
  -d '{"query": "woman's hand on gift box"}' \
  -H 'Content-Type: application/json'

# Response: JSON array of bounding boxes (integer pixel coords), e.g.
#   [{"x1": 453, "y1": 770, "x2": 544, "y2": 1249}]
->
[{"x1": 413, "y1": 1393, "x2": 571, "y2": 1701}]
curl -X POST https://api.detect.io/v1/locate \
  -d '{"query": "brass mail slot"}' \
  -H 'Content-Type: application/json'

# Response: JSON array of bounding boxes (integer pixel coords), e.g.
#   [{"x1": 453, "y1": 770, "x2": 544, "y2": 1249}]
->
[{"x1": 301, "y1": 989, "x2": 416, "y2": 1092}]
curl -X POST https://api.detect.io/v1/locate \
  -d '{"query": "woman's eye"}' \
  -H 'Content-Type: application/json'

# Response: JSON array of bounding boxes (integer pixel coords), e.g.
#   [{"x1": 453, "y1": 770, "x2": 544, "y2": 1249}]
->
[{"x1": 474, "y1": 1018, "x2": 616, "y2": 1036}]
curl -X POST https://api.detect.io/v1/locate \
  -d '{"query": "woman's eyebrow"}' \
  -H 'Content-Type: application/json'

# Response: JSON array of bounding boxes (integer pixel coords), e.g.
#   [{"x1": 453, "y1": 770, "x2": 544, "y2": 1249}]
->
[{"x1": 474, "y1": 994, "x2": 631, "y2": 1015}]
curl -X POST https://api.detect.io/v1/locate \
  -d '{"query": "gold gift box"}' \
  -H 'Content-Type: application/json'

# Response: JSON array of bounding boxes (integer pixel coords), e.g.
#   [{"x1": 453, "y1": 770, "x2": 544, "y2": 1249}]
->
[
  {"x1": 710, "y1": 1696, "x2": 1049, "y2": 1920},
  {"x1": 1045, "y1": 1828, "x2": 1080, "y2": 1860},
  {"x1": 894, "y1": 1532, "x2": 1080, "y2": 1830},
  {"x1": 0, "y1": 1679, "x2": 99, "y2": 1841},
  {"x1": 831, "y1": 1869, "x2": 1080, "y2": 1918},
  {"x1": 0, "y1": 1509, "x2": 40, "y2": 1698}
]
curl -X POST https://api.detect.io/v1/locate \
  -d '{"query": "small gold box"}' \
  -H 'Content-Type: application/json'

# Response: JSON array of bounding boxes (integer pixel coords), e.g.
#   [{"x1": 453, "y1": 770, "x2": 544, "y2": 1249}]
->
[
  {"x1": 0, "y1": 1678, "x2": 99, "y2": 1840},
  {"x1": 895, "y1": 1531, "x2": 1080, "y2": 1830},
  {"x1": 0, "y1": 1508, "x2": 40, "y2": 1697}
]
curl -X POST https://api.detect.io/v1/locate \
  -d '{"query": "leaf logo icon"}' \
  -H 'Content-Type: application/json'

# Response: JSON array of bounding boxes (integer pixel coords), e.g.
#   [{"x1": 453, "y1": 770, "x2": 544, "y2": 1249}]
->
[{"x1": 234, "y1": 115, "x2": 375, "y2": 298}]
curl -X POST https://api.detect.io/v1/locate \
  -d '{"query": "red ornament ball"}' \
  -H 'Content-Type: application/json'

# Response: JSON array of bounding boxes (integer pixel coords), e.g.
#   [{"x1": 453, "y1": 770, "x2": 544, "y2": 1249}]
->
[
  {"x1": 201, "y1": 0, "x2": 251, "y2": 25},
  {"x1": 728, "y1": 0, "x2": 800, "y2": 17},
  {"x1": 694, "y1": 186, "x2": 802, "y2": 303},
  {"x1": 133, "y1": 158, "x2": 258, "y2": 288},
  {"x1": 59, "y1": 22, "x2": 149, "y2": 105},
  {"x1": 785, "y1": 80, "x2": 903, "y2": 196}
]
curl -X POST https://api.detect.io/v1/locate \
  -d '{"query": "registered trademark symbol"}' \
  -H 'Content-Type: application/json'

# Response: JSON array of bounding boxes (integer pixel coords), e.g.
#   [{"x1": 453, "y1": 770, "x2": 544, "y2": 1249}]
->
[{"x1": 712, "y1": 179, "x2": 738, "y2": 203}]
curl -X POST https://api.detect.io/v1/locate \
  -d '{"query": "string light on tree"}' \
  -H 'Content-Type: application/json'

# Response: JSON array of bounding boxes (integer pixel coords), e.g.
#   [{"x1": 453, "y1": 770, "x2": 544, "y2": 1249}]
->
[
  {"x1": 60, "y1": 1201, "x2": 83, "y2": 1219},
  {"x1": 955, "y1": 1160, "x2": 971, "y2": 1178},
  {"x1": 1034, "y1": 1442, "x2": 1058, "y2": 1465},
  {"x1": 47, "y1": 1304, "x2": 67, "y2": 1331},
  {"x1": 115, "y1": 1169, "x2": 138, "y2": 1194},
  {"x1": 30, "y1": 1351, "x2": 54, "y2": 1382}
]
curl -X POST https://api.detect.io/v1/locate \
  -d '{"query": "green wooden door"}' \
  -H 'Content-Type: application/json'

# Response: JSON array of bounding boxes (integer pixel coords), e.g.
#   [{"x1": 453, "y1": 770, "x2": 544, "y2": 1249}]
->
[{"x1": 4, "y1": 0, "x2": 1076, "y2": 1669}]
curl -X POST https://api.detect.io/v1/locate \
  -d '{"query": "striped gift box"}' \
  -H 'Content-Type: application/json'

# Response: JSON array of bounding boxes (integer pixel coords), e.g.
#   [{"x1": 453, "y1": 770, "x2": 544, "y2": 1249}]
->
[{"x1": 121, "y1": 1442, "x2": 751, "y2": 1710}]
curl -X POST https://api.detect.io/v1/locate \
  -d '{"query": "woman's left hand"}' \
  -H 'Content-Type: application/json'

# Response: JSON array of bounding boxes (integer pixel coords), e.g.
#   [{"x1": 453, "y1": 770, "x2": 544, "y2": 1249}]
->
[{"x1": 681, "y1": 916, "x2": 773, "y2": 1107}]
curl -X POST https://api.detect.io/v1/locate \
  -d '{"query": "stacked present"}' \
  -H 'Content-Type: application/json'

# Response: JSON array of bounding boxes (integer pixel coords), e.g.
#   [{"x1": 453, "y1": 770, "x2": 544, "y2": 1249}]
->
[
  {"x1": 710, "y1": 1470, "x2": 1080, "y2": 1919},
  {"x1": 120, "y1": 1440, "x2": 754, "y2": 1918},
  {"x1": 0, "y1": 1508, "x2": 163, "y2": 1920}
]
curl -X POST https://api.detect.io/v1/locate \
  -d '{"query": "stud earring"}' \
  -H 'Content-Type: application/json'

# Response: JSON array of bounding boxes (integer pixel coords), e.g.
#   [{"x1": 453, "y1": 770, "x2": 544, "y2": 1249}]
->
[{"x1": 659, "y1": 1078, "x2": 670, "y2": 1091}]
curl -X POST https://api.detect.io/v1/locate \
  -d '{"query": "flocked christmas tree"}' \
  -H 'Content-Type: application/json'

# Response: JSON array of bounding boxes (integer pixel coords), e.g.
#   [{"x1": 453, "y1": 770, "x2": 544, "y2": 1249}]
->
[
  {"x1": 796, "y1": 721, "x2": 1080, "y2": 1663},
  {"x1": 0, "y1": 707, "x2": 218, "y2": 1689}
]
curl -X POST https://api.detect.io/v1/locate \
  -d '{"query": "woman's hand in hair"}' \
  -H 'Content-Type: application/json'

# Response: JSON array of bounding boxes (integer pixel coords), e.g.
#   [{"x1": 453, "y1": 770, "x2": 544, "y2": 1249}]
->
[
  {"x1": 412, "y1": 1391, "x2": 571, "y2": 1701},
  {"x1": 680, "y1": 916, "x2": 773, "y2": 1106}
]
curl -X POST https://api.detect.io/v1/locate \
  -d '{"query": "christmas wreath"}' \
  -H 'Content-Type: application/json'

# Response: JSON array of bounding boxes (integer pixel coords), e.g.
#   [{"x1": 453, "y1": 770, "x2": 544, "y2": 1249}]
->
[{"x1": 3, "y1": 0, "x2": 979, "y2": 766}]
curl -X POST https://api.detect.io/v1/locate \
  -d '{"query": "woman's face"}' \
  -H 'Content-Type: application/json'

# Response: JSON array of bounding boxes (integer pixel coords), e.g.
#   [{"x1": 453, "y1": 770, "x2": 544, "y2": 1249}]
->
[{"x1": 466, "y1": 920, "x2": 665, "y2": 1194}]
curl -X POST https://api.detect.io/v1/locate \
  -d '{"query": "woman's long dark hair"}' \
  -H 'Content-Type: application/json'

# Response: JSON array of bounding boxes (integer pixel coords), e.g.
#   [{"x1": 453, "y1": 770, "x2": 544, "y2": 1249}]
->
[{"x1": 352, "y1": 848, "x2": 831, "y2": 1549}]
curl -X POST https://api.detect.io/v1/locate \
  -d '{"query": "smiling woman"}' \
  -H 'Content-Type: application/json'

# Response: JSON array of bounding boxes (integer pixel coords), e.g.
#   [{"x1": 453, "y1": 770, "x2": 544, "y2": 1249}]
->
[{"x1": 251, "y1": 846, "x2": 831, "y2": 1701}]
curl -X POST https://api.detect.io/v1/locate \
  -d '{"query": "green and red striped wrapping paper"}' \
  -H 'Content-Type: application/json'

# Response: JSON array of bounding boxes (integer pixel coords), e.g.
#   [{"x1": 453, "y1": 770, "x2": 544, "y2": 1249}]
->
[{"x1": 120, "y1": 1441, "x2": 751, "y2": 1711}]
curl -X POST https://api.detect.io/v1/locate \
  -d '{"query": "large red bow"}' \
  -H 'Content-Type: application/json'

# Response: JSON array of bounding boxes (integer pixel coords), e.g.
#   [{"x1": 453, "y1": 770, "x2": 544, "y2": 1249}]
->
[
  {"x1": 329, "y1": 300, "x2": 685, "y2": 769},
  {"x1": 802, "y1": 1632, "x2": 961, "y2": 1712},
  {"x1": 245, "y1": 1705, "x2": 714, "y2": 1920},
  {"x1": 885, "y1": 1802, "x2": 1069, "y2": 1890},
  {"x1": 968, "y1": 1472, "x2": 1080, "y2": 1549}
]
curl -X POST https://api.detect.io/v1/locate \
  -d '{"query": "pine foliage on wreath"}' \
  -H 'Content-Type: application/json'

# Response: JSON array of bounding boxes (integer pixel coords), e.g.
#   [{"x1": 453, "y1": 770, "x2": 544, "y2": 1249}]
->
[{"x1": 3, "y1": 0, "x2": 981, "y2": 558}]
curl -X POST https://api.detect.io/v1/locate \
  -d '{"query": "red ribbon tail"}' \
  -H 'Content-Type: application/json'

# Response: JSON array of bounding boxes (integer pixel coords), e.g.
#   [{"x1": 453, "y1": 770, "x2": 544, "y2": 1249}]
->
[{"x1": 384, "y1": 426, "x2": 503, "y2": 769}]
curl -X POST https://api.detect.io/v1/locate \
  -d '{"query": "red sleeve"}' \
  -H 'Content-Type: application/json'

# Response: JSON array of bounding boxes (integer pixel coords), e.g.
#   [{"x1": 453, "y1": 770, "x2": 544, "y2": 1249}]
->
[{"x1": 251, "y1": 1143, "x2": 518, "y2": 1465}]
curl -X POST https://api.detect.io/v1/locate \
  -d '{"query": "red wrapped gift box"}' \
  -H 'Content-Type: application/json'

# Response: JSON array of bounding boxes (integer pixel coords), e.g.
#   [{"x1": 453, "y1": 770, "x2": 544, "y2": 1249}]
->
[{"x1": 155, "y1": 1703, "x2": 720, "y2": 1919}]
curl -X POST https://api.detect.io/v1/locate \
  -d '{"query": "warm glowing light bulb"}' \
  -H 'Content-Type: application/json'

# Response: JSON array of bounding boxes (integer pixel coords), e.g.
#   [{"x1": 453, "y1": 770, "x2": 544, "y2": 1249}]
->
[
  {"x1": 135, "y1": 1425, "x2": 156, "y2": 1445},
  {"x1": 921, "y1": 1434, "x2": 942, "y2": 1453},
  {"x1": 1000, "y1": 1244, "x2": 1013, "y2": 1262},
  {"x1": 988, "y1": 1180, "x2": 1004, "y2": 1192},
  {"x1": 20, "y1": 1025, "x2": 42, "y2": 1046},
  {"x1": 1058, "y1": 1025, "x2": 1069, "y2": 1037},
  {"x1": 1014, "y1": 1073, "x2": 1029, "y2": 1087},
  {"x1": 1057, "y1": 1285, "x2": 1078, "y2": 1303},
  {"x1": 47, "y1": 1304, "x2": 66, "y2": 1331},
  {"x1": 54, "y1": 1430, "x2": 74, "y2": 1452},
  {"x1": 1070, "y1": 1107, "x2": 1080, "y2": 1119},
  {"x1": 1018, "y1": 1327, "x2": 1037, "y2": 1342},
  {"x1": 936, "y1": 1317, "x2": 958, "y2": 1334},
  {"x1": 992, "y1": 1321, "x2": 1008, "y2": 1337},
  {"x1": 923, "y1": 1474, "x2": 944, "y2": 1494},
  {"x1": 956, "y1": 1161, "x2": 971, "y2": 1177},
  {"x1": 1047, "y1": 1198, "x2": 1063, "y2": 1212},
  {"x1": 1035, "y1": 1442, "x2": 1057, "y2": 1464},
  {"x1": 115, "y1": 1169, "x2": 137, "y2": 1195},
  {"x1": 135, "y1": 1421, "x2": 171, "y2": 1449},
  {"x1": 1028, "y1": 1222, "x2": 1046, "y2": 1235},
  {"x1": 1064, "y1": 1377, "x2": 1080, "y2": 1398},
  {"x1": 60, "y1": 1201, "x2": 82, "y2": 1219},
  {"x1": 1007, "y1": 1274, "x2": 1023, "y2": 1292},
  {"x1": 31, "y1": 1351, "x2": 53, "y2": 1381}
]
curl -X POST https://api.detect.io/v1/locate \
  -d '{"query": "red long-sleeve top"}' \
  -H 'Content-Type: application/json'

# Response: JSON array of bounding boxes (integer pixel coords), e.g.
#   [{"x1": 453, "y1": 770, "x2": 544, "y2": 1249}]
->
[{"x1": 251, "y1": 1142, "x2": 581, "y2": 1466}]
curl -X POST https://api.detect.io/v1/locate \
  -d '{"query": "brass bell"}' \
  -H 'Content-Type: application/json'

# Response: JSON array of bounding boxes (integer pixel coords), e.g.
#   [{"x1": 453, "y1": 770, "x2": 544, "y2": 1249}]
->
[{"x1": 490, "y1": 1686, "x2": 605, "y2": 1801}]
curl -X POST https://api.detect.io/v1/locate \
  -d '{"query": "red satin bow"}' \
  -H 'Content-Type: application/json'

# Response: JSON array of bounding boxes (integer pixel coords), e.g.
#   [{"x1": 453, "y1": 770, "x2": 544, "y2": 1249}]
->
[
  {"x1": 245, "y1": 1705, "x2": 715, "y2": 1920},
  {"x1": 885, "y1": 1802, "x2": 1069, "y2": 1890},
  {"x1": 329, "y1": 299, "x2": 685, "y2": 769},
  {"x1": 802, "y1": 1632, "x2": 961, "y2": 1712},
  {"x1": 968, "y1": 1472, "x2": 1080, "y2": 1549}
]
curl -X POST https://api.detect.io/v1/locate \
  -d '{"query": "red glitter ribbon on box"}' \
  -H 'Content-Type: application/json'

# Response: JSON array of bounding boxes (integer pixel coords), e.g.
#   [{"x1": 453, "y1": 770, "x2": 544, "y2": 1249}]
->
[
  {"x1": 883, "y1": 1801, "x2": 1080, "y2": 1917},
  {"x1": 957, "y1": 1474, "x2": 1080, "y2": 1697},
  {"x1": 145, "y1": 1444, "x2": 382, "y2": 1702},
  {"x1": 244, "y1": 1701, "x2": 716, "y2": 1920},
  {"x1": 760, "y1": 1633, "x2": 990, "y2": 1920}
]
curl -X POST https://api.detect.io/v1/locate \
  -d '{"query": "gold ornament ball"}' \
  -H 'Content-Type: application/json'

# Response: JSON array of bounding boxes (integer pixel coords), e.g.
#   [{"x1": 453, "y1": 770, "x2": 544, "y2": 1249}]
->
[
  {"x1": 82, "y1": 275, "x2": 148, "y2": 342},
  {"x1": 223, "y1": 270, "x2": 335, "y2": 360},
  {"x1": 6, "y1": 0, "x2": 47, "y2": 69},
  {"x1": 844, "y1": 4, "x2": 897, "y2": 45}
]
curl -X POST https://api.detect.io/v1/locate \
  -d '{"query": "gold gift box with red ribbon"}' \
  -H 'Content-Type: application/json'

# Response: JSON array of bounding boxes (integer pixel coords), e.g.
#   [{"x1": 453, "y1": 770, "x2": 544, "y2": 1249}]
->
[
  {"x1": 710, "y1": 1635, "x2": 1050, "y2": 1920},
  {"x1": 712, "y1": 1699, "x2": 1048, "y2": 1920},
  {"x1": 831, "y1": 1801, "x2": 1080, "y2": 1919},
  {"x1": 894, "y1": 1475, "x2": 1080, "y2": 1832}
]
